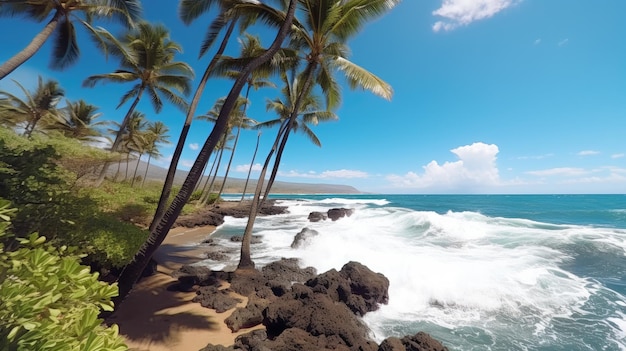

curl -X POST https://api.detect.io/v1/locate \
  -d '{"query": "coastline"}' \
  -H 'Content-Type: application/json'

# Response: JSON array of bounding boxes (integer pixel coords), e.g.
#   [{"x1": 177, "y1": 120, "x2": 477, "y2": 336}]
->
[{"x1": 108, "y1": 225, "x2": 261, "y2": 351}]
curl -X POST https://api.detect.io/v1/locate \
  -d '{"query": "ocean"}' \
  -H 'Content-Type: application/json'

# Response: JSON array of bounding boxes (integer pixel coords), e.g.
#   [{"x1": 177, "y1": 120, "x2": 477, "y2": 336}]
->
[{"x1": 199, "y1": 194, "x2": 626, "y2": 351}]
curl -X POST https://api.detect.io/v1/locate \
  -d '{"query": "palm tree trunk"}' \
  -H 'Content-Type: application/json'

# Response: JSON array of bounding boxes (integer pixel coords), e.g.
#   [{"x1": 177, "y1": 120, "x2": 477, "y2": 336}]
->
[
  {"x1": 131, "y1": 153, "x2": 142, "y2": 187},
  {"x1": 199, "y1": 153, "x2": 217, "y2": 196},
  {"x1": 0, "y1": 10, "x2": 61, "y2": 80},
  {"x1": 261, "y1": 124, "x2": 293, "y2": 205},
  {"x1": 238, "y1": 62, "x2": 316, "y2": 269},
  {"x1": 124, "y1": 152, "x2": 131, "y2": 181},
  {"x1": 260, "y1": 63, "x2": 317, "y2": 205},
  {"x1": 149, "y1": 20, "x2": 237, "y2": 232},
  {"x1": 215, "y1": 128, "x2": 241, "y2": 203},
  {"x1": 141, "y1": 154, "x2": 152, "y2": 188},
  {"x1": 200, "y1": 140, "x2": 225, "y2": 206},
  {"x1": 115, "y1": 158, "x2": 122, "y2": 181},
  {"x1": 240, "y1": 131, "x2": 261, "y2": 203},
  {"x1": 96, "y1": 87, "x2": 145, "y2": 186},
  {"x1": 23, "y1": 113, "x2": 42, "y2": 138},
  {"x1": 237, "y1": 119, "x2": 289, "y2": 267},
  {"x1": 194, "y1": 159, "x2": 210, "y2": 192},
  {"x1": 114, "y1": 1, "x2": 297, "y2": 306}
]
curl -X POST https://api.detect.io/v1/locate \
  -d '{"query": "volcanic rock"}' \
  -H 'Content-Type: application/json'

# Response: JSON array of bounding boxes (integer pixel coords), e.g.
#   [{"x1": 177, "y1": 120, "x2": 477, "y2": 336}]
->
[{"x1": 291, "y1": 227, "x2": 320, "y2": 248}]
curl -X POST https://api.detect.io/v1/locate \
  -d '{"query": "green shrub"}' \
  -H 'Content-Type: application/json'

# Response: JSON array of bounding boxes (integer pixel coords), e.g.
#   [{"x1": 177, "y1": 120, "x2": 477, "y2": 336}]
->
[
  {"x1": 0, "y1": 200, "x2": 128, "y2": 351},
  {"x1": 79, "y1": 214, "x2": 148, "y2": 269}
]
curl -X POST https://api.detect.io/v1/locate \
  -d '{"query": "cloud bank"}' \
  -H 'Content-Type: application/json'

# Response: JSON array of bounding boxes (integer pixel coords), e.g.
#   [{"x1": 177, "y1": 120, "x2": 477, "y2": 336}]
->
[
  {"x1": 387, "y1": 142, "x2": 500, "y2": 192},
  {"x1": 433, "y1": 0, "x2": 520, "y2": 32}
]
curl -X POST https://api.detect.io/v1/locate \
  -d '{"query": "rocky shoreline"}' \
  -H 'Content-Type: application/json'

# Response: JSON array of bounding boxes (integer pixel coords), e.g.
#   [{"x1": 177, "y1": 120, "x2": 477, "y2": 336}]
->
[{"x1": 166, "y1": 201, "x2": 449, "y2": 351}]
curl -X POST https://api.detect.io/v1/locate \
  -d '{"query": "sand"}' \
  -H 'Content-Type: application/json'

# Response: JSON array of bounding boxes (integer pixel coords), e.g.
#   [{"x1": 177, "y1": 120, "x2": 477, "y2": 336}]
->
[{"x1": 107, "y1": 225, "x2": 261, "y2": 351}]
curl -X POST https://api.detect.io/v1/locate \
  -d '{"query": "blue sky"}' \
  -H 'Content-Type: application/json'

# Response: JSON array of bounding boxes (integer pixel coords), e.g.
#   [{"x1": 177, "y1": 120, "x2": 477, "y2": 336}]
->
[{"x1": 1, "y1": 0, "x2": 625, "y2": 194}]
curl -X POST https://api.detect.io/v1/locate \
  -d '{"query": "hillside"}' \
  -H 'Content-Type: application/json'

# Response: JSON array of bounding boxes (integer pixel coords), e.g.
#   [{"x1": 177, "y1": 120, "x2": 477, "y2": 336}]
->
[{"x1": 113, "y1": 160, "x2": 362, "y2": 194}]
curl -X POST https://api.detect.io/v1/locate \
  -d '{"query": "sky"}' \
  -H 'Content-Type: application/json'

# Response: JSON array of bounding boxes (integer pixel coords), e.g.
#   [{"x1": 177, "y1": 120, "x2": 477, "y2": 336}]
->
[{"x1": 1, "y1": 0, "x2": 625, "y2": 194}]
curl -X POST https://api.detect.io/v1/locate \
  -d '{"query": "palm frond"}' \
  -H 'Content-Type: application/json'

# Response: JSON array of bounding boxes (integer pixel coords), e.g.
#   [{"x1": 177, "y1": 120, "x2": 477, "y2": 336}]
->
[
  {"x1": 50, "y1": 17, "x2": 79, "y2": 69},
  {"x1": 330, "y1": 0, "x2": 400, "y2": 40},
  {"x1": 155, "y1": 86, "x2": 189, "y2": 112},
  {"x1": 179, "y1": 0, "x2": 218, "y2": 25},
  {"x1": 333, "y1": 56, "x2": 393, "y2": 100},
  {"x1": 316, "y1": 63, "x2": 342, "y2": 110},
  {"x1": 299, "y1": 122, "x2": 322, "y2": 147},
  {"x1": 116, "y1": 85, "x2": 142, "y2": 109},
  {"x1": 200, "y1": 13, "x2": 229, "y2": 58},
  {"x1": 82, "y1": 70, "x2": 138, "y2": 87}
]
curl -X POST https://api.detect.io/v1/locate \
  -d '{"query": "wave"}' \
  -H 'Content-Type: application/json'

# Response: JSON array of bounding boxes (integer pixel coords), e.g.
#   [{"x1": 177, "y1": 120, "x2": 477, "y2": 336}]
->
[{"x1": 201, "y1": 196, "x2": 626, "y2": 350}]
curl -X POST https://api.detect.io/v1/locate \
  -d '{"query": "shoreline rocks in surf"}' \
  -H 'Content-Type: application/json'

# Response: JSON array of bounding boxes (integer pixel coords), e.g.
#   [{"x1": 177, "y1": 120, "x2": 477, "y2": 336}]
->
[
  {"x1": 172, "y1": 259, "x2": 448, "y2": 351},
  {"x1": 173, "y1": 200, "x2": 288, "y2": 228}
]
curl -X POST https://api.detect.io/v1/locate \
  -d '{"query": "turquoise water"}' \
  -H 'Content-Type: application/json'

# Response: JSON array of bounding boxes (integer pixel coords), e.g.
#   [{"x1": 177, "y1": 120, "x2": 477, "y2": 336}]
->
[{"x1": 210, "y1": 194, "x2": 626, "y2": 350}]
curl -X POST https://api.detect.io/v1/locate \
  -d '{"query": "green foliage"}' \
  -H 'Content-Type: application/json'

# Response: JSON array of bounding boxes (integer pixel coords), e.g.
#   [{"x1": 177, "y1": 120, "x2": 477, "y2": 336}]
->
[
  {"x1": 79, "y1": 214, "x2": 148, "y2": 269},
  {"x1": 0, "y1": 128, "x2": 81, "y2": 238},
  {"x1": 0, "y1": 127, "x2": 148, "y2": 269},
  {"x1": 0, "y1": 200, "x2": 128, "y2": 351}
]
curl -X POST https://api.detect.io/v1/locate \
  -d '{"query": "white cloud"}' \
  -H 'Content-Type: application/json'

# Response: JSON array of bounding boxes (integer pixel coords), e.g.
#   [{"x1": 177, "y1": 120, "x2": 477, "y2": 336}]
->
[
  {"x1": 189, "y1": 143, "x2": 199, "y2": 150},
  {"x1": 432, "y1": 0, "x2": 520, "y2": 32},
  {"x1": 534, "y1": 38, "x2": 541, "y2": 45},
  {"x1": 611, "y1": 153, "x2": 625, "y2": 159},
  {"x1": 525, "y1": 167, "x2": 589, "y2": 177},
  {"x1": 279, "y1": 169, "x2": 369, "y2": 179},
  {"x1": 577, "y1": 150, "x2": 599, "y2": 156},
  {"x1": 235, "y1": 163, "x2": 262, "y2": 173},
  {"x1": 558, "y1": 38, "x2": 569, "y2": 46},
  {"x1": 386, "y1": 142, "x2": 500, "y2": 192}
]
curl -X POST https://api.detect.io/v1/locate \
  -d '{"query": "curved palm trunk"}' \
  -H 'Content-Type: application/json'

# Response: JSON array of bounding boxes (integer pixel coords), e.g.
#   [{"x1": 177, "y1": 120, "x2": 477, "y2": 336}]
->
[
  {"x1": 0, "y1": 10, "x2": 61, "y2": 80},
  {"x1": 237, "y1": 140, "x2": 278, "y2": 269},
  {"x1": 215, "y1": 128, "x2": 241, "y2": 204},
  {"x1": 131, "y1": 153, "x2": 142, "y2": 186},
  {"x1": 114, "y1": 1, "x2": 297, "y2": 306},
  {"x1": 240, "y1": 132, "x2": 261, "y2": 203},
  {"x1": 194, "y1": 159, "x2": 210, "y2": 192},
  {"x1": 261, "y1": 125, "x2": 292, "y2": 205},
  {"x1": 149, "y1": 20, "x2": 237, "y2": 232},
  {"x1": 141, "y1": 154, "x2": 152, "y2": 188},
  {"x1": 199, "y1": 153, "x2": 218, "y2": 196},
  {"x1": 23, "y1": 112, "x2": 43, "y2": 138},
  {"x1": 200, "y1": 141, "x2": 225, "y2": 207},
  {"x1": 238, "y1": 63, "x2": 316, "y2": 269},
  {"x1": 124, "y1": 152, "x2": 131, "y2": 181},
  {"x1": 96, "y1": 87, "x2": 145, "y2": 186}
]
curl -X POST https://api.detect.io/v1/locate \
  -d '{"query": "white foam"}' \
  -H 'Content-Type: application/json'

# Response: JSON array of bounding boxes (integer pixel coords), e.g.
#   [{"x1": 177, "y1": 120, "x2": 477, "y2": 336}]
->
[{"x1": 204, "y1": 196, "x2": 626, "y2": 349}]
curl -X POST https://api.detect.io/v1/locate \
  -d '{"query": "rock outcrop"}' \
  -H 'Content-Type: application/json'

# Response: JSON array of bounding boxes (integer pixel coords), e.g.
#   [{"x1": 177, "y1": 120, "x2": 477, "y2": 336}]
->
[
  {"x1": 308, "y1": 207, "x2": 354, "y2": 222},
  {"x1": 291, "y1": 227, "x2": 320, "y2": 248}
]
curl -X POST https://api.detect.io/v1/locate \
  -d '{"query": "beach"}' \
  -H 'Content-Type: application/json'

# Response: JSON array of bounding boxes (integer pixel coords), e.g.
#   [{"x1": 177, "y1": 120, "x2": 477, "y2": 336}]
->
[{"x1": 107, "y1": 225, "x2": 261, "y2": 351}]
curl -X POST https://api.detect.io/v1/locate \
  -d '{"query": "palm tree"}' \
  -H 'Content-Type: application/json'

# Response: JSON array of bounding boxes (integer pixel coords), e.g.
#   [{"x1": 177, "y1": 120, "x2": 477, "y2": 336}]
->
[
  {"x1": 84, "y1": 21, "x2": 193, "y2": 184},
  {"x1": 0, "y1": 76, "x2": 64, "y2": 137},
  {"x1": 124, "y1": 112, "x2": 148, "y2": 184},
  {"x1": 114, "y1": 0, "x2": 298, "y2": 307},
  {"x1": 197, "y1": 96, "x2": 255, "y2": 205},
  {"x1": 141, "y1": 121, "x2": 170, "y2": 187},
  {"x1": 237, "y1": 0, "x2": 398, "y2": 270},
  {"x1": 49, "y1": 99, "x2": 107, "y2": 141},
  {"x1": 257, "y1": 70, "x2": 337, "y2": 204},
  {"x1": 0, "y1": 0, "x2": 142, "y2": 80},
  {"x1": 197, "y1": 134, "x2": 232, "y2": 206}
]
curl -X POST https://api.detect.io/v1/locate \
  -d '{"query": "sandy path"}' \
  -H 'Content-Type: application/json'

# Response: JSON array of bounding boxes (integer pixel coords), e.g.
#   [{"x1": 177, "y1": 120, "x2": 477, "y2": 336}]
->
[{"x1": 107, "y1": 225, "x2": 261, "y2": 351}]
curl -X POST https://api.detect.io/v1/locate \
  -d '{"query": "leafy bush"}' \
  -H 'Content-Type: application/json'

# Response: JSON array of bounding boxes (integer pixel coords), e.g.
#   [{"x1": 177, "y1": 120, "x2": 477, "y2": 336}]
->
[
  {"x1": 0, "y1": 200, "x2": 128, "y2": 351},
  {"x1": 79, "y1": 214, "x2": 148, "y2": 269},
  {"x1": 0, "y1": 129, "x2": 85, "y2": 238}
]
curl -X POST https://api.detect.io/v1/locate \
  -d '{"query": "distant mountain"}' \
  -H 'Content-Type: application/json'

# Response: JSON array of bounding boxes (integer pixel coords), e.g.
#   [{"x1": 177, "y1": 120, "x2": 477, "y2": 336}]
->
[{"x1": 113, "y1": 160, "x2": 361, "y2": 194}]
